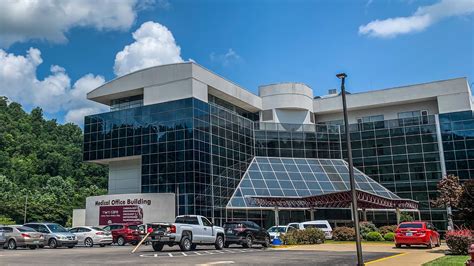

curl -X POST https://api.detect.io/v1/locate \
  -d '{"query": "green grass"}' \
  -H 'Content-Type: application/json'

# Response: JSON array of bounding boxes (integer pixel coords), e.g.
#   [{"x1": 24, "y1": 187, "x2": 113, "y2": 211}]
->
[{"x1": 422, "y1": 255, "x2": 469, "y2": 266}]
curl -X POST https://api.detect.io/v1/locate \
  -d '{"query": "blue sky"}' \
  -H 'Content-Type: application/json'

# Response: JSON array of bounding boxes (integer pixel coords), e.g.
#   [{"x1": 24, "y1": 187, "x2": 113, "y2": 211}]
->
[{"x1": 1, "y1": 0, "x2": 473, "y2": 125}]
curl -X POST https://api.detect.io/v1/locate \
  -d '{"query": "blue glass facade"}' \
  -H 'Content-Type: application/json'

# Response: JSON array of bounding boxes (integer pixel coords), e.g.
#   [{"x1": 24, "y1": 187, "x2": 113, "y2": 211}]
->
[
  {"x1": 84, "y1": 97, "x2": 254, "y2": 222},
  {"x1": 83, "y1": 97, "x2": 473, "y2": 229}
]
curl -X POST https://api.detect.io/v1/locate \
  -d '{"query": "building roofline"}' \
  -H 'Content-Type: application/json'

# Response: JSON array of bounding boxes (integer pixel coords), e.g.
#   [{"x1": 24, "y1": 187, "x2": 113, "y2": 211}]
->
[
  {"x1": 316, "y1": 77, "x2": 468, "y2": 99},
  {"x1": 87, "y1": 61, "x2": 255, "y2": 98}
]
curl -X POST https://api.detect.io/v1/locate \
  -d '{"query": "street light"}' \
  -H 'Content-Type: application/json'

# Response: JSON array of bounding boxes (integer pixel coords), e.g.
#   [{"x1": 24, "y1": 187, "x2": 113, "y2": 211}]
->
[{"x1": 337, "y1": 73, "x2": 364, "y2": 266}]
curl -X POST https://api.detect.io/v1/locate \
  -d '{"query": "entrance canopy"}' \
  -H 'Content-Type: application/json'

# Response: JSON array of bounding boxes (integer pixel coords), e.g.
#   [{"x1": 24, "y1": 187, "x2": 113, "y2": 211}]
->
[{"x1": 227, "y1": 157, "x2": 418, "y2": 210}]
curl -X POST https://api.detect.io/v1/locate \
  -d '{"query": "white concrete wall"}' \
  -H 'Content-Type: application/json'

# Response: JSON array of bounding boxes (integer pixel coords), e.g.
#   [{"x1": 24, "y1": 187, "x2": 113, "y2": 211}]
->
[
  {"x1": 313, "y1": 78, "x2": 472, "y2": 116},
  {"x1": 275, "y1": 109, "x2": 310, "y2": 124},
  {"x1": 72, "y1": 209, "x2": 86, "y2": 227},
  {"x1": 85, "y1": 193, "x2": 175, "y2": 226},
  {"x1": 315, "y1": 100, "x2": 439, "y2": 124},
  {"x1": 144, "y1": 78, "x2": 207, "y2": 105},
  {"x1": 108, "y1": 158, "x2": 141, "y2": 194},
  {"x1": 259, "y1": 83, "x2": 313, "y2": 124}
]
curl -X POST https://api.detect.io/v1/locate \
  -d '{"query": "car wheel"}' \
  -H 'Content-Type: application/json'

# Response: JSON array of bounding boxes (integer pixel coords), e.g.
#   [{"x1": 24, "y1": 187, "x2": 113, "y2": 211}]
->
[
  {"x1": 99, "y1": 244, "x2": 105, "y2": 247},
  {"x1": 29, "y1": 246, "x2": 37, "y2": 250},
  {"x1": 117, "y1": 236, "x2": 125, "y2": 246},
  {"x1": 39, "y1": 245, "x2": 44, "y2": 248},
  {"x1": 67, "y1": 246, "x2": 74, "y2": 248},
  {"x1": 215, "y1": 235, "x2": 224, "y2": 250},
  {"x1": 191, "y1": 243, "x2": 197, "y2": 250},
  {"x1": 262, "y1": 236, "x2": 270, "y2": 248},
  {"x1": 8, "y1": 239, "x2": 17, "y2": 250},
  {"x1": 435, "y1": 237, "x2": 441, "y2": 247},
  {"x1": 395, "y1": 244, "x2": 401, "y2": 248},
  {"x1": 242, "y1": 235, "x2": 253, "y2": 248},
  {"x1": 49, "y1": 238, "x2": 58, "y2": 249},
  {"x1": 84, "y1": 237, "x2": 94, "y2": 247},
  {"x1": 152, "y1": 242, "x2": 164, "y2": 251},
  {"x1": 179, "y1": 235, "x2": 192, "y2": 252}
]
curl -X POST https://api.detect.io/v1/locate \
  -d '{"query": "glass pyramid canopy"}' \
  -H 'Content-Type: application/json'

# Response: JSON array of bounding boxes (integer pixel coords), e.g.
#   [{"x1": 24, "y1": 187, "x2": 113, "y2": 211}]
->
[{"x1": 227, "y1": 157, "x2": 404, "y2": 208}]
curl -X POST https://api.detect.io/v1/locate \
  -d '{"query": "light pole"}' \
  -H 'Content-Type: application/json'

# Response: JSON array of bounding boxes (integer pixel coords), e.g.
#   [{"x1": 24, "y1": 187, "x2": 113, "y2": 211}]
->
[
  {"x1": 23, "y1": 194, "x2": 28, "y2": 224},
  {"x1": 337, "y1": 73, "x2": 364, "y2": 266}
]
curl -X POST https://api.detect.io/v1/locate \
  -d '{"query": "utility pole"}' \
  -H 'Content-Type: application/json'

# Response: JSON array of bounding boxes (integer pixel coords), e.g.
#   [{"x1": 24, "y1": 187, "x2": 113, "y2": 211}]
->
[{"x1": 337, "y1": 73, "x2": 364, "y2": 266}]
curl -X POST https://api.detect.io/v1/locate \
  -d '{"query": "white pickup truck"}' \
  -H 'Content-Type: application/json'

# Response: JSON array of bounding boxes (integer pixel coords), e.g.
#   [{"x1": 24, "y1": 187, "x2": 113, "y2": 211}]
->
[{"x1": 147, "y1": 215, "x2": 225, "y2": 251}]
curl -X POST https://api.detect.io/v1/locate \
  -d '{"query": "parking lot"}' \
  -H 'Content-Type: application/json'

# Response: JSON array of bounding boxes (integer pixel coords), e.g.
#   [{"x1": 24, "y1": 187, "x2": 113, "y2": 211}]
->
[{"x1": 0, "y1": 245, "x2": 397, "y2": 265}]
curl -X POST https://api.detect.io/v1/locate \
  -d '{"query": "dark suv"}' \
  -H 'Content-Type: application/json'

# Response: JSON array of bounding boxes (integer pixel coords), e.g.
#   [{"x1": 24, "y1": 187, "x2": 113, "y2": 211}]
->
[
  {"x1": 223, "y1": 221, "x2": 270, "y2": 248},
  {"x1": 102, "y1": 224, "x2": 140, "y2": 246}
]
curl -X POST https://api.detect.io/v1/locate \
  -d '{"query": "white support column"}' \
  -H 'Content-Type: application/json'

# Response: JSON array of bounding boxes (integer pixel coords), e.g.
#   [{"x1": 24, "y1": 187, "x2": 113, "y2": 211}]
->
[
  {"x1": 310, "y1": 208, "x2": 315, "y2": 221},
  {"x1": 396, "y1": 207, "x2": 401, "y2": 224},
  {"x1": 274, "y1": 207, "x2": 279, "y2": 226}
]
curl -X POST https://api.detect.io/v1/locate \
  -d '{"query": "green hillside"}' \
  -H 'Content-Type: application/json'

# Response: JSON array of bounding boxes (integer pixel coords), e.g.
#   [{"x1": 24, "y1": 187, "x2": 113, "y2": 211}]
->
[{"x1": 0, "y1": 97, "x2": 107, "y2": 225}]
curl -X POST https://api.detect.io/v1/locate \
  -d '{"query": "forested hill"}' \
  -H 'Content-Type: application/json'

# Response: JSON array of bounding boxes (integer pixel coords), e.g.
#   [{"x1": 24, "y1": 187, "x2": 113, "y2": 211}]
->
[{"x1": 0, "y1": 97, "x2": 107, "y2": 225}]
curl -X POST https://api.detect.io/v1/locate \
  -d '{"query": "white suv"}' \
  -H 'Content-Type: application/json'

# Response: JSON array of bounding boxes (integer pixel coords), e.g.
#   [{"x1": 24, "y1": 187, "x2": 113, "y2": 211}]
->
[{"x1": 287, "y1": 220, "x2": 333, "y2": 239}]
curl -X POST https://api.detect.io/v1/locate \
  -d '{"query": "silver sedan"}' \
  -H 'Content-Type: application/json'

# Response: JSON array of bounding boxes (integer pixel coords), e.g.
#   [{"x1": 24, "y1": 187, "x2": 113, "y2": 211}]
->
[
  {"x1": 69, "y1": 226, "x2": 113, "y2": 247},
  {"x1": 0, "y1": 225, "x2": 44, "y2": 249}
]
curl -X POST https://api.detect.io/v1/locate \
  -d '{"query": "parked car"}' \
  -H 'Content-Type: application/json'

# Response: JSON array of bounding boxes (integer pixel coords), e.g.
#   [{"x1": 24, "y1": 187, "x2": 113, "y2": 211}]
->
[
  {"x1": 102, "y1": 223, "x2": 140, "y2": 246},
  {"x1": 267, "y1": 226, "x2": 288, "y2": 241},
  {"x1": 395, "y1": 221, "x2": 441, "y2": 248},
  {"x1": 23, "y1": 223, "x2": 77, "y2": 248},
  {"x1": 147, "y1": 215, "x2": 225, "y2": 252},
  {"x1": 223, "y1": 221, "x2": 270, "y2": 248},
  {"x1": 69, "y1": 226, "x2": 113, "y2": 247},
  {"x1": 287, "y1": 220, "x2": 333, "y2": 239},
  {"x1": 0, "y1": 225, "x2": 44, "y2": 250}
]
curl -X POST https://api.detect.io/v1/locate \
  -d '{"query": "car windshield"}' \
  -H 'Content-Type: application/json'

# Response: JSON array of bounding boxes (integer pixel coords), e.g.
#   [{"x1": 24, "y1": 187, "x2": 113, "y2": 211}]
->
[
  {"x1": 398, "y1": 223, "x2": 423, "y2": 229},
  {"x1": 128, "y1": 225, "x2": 138, "y2": 230},
  {"x1": 16, "y1": 226, "x2": 36, "y2": 232},
  {"x1": 92, "y1": 227, "x2": 104, "y2": 231},
  {"x1": 303, "y1": 224, "x2": 328, "y2": 229},
  {"x1": 47, "y1": 224, "x2": 69, "y2": 233},
  {"x1": 268, "y1": 227, "x2": 286, "y2": 233}
]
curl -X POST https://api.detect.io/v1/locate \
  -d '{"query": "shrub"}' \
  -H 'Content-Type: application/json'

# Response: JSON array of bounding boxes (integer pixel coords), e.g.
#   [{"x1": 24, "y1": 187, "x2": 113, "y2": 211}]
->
[
  {"x1": 445, "y1": 229, "x2": 473, "y2": 255},
  {"x1": 379, "y1": 225, "x2": 397, "y2": 235},
  {"x1": 280, "y1": 228, "x2": 325, "y2": 245},
  {"x1": 366, "y1": 232, "x2": 384, "y2": 241},
  {"x1": 359, "y1": 222, "x2": 378, "y2": 240},
  {"x1": 399, "y1": 212, "x2": 414, "y2": 223},
  {"x1": 383, "y1": 232, "x2": 395, "y2": 242},
  {"x1": 332, "y1": 227, "x2": 356, "y2": 241}
]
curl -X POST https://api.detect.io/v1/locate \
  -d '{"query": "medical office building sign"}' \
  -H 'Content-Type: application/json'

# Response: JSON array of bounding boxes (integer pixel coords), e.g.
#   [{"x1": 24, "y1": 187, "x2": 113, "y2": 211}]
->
[{"x1": 96, "y1": 198, "x2": 150, "y2": 225}]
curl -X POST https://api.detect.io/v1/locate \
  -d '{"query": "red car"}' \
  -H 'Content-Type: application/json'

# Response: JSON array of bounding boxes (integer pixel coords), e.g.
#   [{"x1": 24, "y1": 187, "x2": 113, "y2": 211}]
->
[
  {"x1": 395, "y1": 221, "x2": 441, "y2": 248},
  {"x1": 102, "y1": 224, "x2": 141, "y2": 246}
]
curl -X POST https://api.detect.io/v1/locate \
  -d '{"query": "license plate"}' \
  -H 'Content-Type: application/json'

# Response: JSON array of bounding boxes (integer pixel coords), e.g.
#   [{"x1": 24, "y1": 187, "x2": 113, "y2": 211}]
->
[
  {"x1": 227, "y1": 229, "x2": 233, "y2": 234},
  {"x1": 33, "y1": 241, "x2": 39, "y2": 244},
  {"x1": 406, "y1": 232, "x2": 413, "y2": 236}
]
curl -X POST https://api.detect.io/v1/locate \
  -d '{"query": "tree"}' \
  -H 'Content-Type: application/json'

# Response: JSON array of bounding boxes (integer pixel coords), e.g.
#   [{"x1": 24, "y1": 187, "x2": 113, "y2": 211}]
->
[
  {"x1": 432, "y1": 175, "x2": 464, "y2": 230},
  {"x1": 456, "y1": 180, "x2": 474, "y2": 229},
  {"x1": 0, "y1": 99, "x2": 107, "y2": 225}
]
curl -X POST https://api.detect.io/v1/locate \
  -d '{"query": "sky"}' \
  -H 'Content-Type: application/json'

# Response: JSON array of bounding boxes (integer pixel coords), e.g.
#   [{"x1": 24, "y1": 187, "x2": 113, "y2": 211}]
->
[{"x1": 0, "y1": 0, "x2": 473, "y2": 126}]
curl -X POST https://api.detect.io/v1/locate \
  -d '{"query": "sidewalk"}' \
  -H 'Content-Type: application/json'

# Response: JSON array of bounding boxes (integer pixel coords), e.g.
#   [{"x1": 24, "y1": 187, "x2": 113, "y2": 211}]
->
[{"x1": 280, "y1": 242, "x2": 447, "y2": 266}]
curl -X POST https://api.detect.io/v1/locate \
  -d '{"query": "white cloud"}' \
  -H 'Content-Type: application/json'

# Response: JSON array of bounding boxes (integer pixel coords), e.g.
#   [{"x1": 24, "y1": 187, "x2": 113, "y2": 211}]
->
[
  {"x1": 359, "y1": 0, "x2": 474, "y2": 38},
  {"x1": 0, "y1": 0, "x2": 145, "y2": 47},
  {"x1": 0, "y1": 48, "x2": 107, "y2": 125},
  {"x1": 113, "y1": 21, "x2": 183, "y2": 76},
  {"x1": 210, "y1": 48, "x2": 242, "y2": 67}
]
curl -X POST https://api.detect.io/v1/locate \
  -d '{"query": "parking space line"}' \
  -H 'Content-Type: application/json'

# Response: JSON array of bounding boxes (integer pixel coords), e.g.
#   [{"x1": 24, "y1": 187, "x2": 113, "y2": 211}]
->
[
  {"x1": 182, "y1": 252, "x2": 188, "y2": 256},
  {"x1": 168, "y1": 253, "x2": 173, "y2": 257},
  {"x1": 194, "y1": 252, "x2": 202, "y2": 255}
]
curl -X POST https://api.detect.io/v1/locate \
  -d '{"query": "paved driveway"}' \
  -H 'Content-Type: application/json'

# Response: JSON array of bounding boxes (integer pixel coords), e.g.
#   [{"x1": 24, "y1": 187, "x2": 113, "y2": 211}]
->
[{"x1": 0, "y1": 245, "x2": 396, "y2": 265}]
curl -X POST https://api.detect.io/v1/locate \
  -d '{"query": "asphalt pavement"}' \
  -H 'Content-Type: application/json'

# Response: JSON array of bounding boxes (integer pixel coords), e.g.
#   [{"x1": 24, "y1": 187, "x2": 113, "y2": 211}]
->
[{"x1": 0, "y1": 244, "x2": 397, "y2": 265}]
